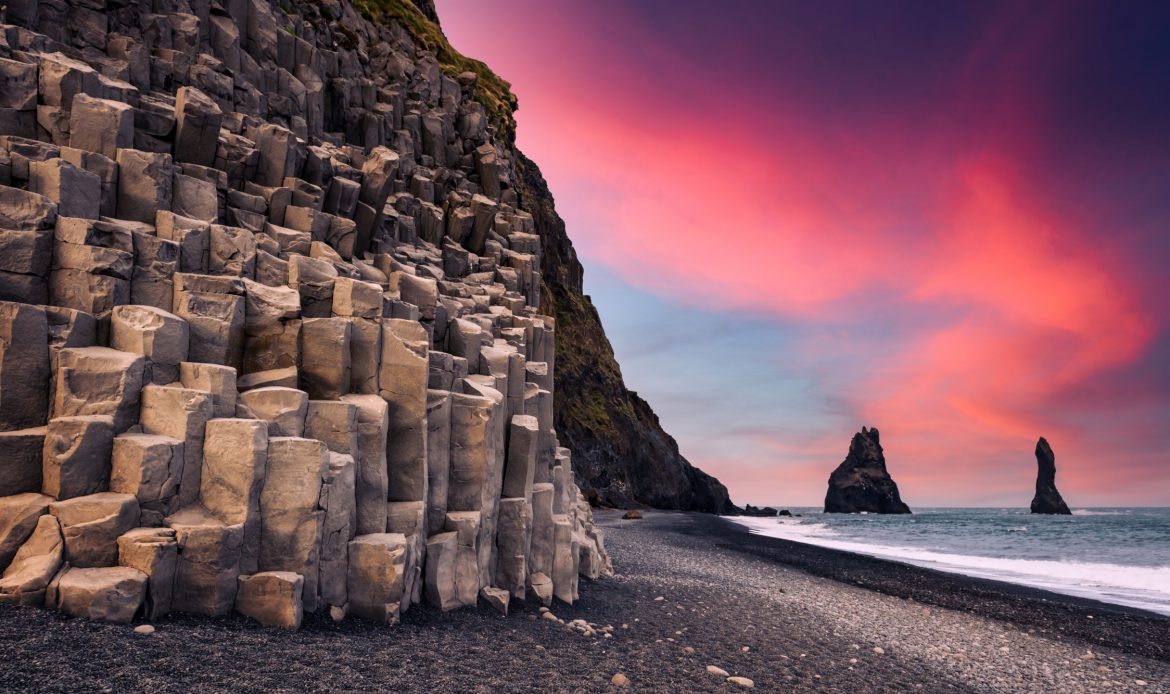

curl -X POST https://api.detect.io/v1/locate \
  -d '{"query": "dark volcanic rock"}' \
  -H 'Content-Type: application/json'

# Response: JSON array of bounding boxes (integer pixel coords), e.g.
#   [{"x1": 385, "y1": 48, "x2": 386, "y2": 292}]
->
[
  {"x1": 1030, "y1": 437, "x2": 1071, "y2": 515},
  {"x1": 742, "y1": 504, "x2": 779, "y2": 517},
  {"x1": 824, "y1": 427, "x2": 911, "y2": 514},
  {"x1": 515, "y1": 153, "x2": 736, "y2": 514}
]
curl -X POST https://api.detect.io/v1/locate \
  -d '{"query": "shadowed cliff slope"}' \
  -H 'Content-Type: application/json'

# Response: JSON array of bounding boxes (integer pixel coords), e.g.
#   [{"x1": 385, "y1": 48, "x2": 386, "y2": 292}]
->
[
  {"x1": 348, "y1": 0, "x2": 735, "y2": 512},
  {"x1": 514, "y1": 155, "x2": 736, "y2": 513}
]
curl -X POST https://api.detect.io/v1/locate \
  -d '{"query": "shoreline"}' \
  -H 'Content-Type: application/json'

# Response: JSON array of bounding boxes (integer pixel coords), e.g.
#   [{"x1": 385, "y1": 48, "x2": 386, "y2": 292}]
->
[
  {"x1": 0, "y1": 510, "x2": 1167, "y2": 692},
  {"x1": 708, "y1": 513, "x2": 1170, "y2": 662}
]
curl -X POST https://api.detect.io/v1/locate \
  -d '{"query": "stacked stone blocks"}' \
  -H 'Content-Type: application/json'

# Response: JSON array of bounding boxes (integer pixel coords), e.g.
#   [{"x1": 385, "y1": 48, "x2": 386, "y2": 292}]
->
[{"x1": 0, "y1": 0, "x2": 610, "y2": 629}]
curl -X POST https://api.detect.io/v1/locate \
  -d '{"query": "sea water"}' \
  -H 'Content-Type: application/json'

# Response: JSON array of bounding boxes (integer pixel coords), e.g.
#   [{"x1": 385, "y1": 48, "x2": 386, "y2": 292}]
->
[{"x1": 730, "y1": 507, "x2": 1170, "y2": 616}]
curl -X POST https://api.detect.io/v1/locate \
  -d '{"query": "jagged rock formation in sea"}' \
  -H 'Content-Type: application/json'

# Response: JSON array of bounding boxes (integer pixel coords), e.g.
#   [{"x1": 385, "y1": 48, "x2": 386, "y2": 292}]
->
[
  {"x1": 0, "y1": 0, "x2": 635, "y2": 628},
  {"x1": 824, "y1": 427, "x2": 911, "y2": 514},
  {"x1": 1030, "y1": 437, "x2": 1071, "y2": 515}
]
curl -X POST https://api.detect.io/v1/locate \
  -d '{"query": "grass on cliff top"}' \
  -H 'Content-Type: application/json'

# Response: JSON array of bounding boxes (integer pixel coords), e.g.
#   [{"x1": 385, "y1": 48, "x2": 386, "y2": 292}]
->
[{"x1": 350, "y1": 0, "x2": 518, "y2": 142}]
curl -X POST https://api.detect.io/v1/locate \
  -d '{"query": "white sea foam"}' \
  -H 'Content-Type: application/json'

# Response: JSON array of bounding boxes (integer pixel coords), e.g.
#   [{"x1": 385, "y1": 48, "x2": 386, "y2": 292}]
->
[{"x1": 730, "y1": 516, "x2": 1170, "y2": 616}]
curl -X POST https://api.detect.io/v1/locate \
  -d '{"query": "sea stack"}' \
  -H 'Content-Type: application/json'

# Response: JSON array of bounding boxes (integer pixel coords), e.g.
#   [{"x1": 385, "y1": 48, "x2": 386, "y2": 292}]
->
[
  {"x1": 824, "y1": 427, "x2": 911, "y2": 514},
  {"x1": 1030, "y1": 437, "x2": 1072, "y2": 515}
]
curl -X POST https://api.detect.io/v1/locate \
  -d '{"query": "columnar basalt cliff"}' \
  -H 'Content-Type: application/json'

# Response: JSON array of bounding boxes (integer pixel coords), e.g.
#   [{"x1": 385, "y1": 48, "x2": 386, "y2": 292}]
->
[
  {"x1": 1031, "y1": 437, "x2": 1071, "y2": 515},
  {"x1": 0, "y1": 0, "x2": 631, "y2": 628},
  {"x1": 824, "y1": 427, "x2": 911, "y2": 514}
]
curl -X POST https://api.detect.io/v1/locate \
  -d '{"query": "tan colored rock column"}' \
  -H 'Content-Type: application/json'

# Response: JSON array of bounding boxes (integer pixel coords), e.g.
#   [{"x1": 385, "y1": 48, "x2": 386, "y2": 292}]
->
[{"x1": 259, "y1": 436, "x2": 328, "y2": 612}]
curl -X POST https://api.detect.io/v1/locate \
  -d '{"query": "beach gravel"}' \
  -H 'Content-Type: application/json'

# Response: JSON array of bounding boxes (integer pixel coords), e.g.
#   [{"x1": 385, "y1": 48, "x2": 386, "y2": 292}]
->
[{"x1": 0, "y1": 511, "x2": 1167, "y2": 693}]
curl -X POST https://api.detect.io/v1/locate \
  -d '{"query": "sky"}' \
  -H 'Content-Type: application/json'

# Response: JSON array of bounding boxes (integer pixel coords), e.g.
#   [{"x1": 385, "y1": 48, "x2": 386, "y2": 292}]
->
[{"x1": 436, "y1": 0, "x2": 1170, "y2": 507}]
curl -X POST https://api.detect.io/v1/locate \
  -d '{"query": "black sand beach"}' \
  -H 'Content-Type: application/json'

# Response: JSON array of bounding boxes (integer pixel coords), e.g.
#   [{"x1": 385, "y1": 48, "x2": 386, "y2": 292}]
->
[{"x1": 1, "y1": 510, "x2": 1168, "y2": 693}]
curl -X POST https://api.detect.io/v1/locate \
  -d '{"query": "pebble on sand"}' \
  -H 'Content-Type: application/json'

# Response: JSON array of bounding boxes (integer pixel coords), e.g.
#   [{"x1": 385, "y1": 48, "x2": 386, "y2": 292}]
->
[
  {"x1": 611, "y1": 673, "x2": 630, "y2": 687},
  {"x1": 728, "y1": 676, "x2": 755, "y2": 688},
  {"x1": 706, "y1": 665, "x2": 730, "y2": 677},
  {"x1": 133, "y1": 625, "x2": 155, "y2": 635},
  {"x1": 872, "y1": 646, "x2": 885, "y2": 655}
]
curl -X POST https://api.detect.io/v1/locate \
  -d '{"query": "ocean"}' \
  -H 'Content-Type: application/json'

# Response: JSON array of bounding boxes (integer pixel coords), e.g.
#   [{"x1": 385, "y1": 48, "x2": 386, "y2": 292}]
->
[{"x1": 730, "y1": 507, "x2": 1170, "y2": 616}]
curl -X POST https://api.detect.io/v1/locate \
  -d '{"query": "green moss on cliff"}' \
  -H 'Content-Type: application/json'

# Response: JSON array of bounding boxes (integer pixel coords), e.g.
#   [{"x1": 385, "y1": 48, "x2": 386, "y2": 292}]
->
[{"x1": 351, "y1": 0, "x2": 518, "y2": 143}]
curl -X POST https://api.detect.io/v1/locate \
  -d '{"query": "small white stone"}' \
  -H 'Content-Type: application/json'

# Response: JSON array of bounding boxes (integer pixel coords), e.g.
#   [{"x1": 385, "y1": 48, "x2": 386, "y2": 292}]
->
[
  {"x1": 611, "y1": 673, "x2": 630, "y2": 687},
  {"x1": 706, "y1": 665, "x2": 729, "y2": 677},
  {"x1": 873, "y1": 647, "x2": 885, "y2": 655},
  {"x1": 728, "y1": 676, "x2": 754, "y2": 688},
  {"x1": 133, "y1": 624, "x2": 155, "y2": 635}
]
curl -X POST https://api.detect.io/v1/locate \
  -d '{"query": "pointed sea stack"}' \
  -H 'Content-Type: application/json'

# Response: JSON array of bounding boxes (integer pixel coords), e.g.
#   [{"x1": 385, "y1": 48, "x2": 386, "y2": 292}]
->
[
  {"x1": 824, "y1": 427, "x2": 911, "y2": 514},
  {"x1": 1030, "y1": 437, "x2": 1072, "y2": 515}
]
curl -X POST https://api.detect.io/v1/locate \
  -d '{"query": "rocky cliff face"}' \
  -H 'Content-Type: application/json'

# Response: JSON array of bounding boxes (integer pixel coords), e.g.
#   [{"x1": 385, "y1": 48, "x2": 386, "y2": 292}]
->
[
  {"x1": 0, "y1": 0, "x2": 621, "y2": 627},
  {"x1": 512, "y1": 154, "x2": 736, "y2": 514},
  {"x1": 1031, "y1": 437, "x2": 1071, "y2": 515},
  {"x1": 824, "y1": 427, "x2": 911, "y2": 514}
]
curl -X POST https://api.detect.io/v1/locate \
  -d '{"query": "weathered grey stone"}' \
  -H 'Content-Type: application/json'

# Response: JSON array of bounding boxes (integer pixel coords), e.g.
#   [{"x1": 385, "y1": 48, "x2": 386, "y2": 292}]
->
[
  {"x1": 53, "y1": 347, "x2": 145, "y2": 433},
  {"x1": 299, "y1": 317, "x2": 351, "y2": 400},
  {"x1": 494, "y1": 497, "x2": 530, "y2": 600},
  {"x1": 172, "y1": 172, "x2": 218, "y2": 223},
  {"x1": 49, "y1": 492, "x2": 139, "y2": 568},
  {"x1": 173, "y1": 289, "x2": 245, "y2": 368},
  {"x1": 390, "y1": 271, "x2": 437, "y2": 322},
  {"x1": 29, "y1": 159, "x2": 101, "y2": 219},
  {"x1": 0, "y1": 514, "x2": 63, "y2": 606},
  {"x1": 37, "y1": 52, "x2": 99, "y2": 110},
  {"x1": 347, "y1": 317, "x2": 381, "y2": 395},
  {"x1": 179, "y1": 362, "x2": 238, "y2": 419},
  {"x1": 139, "y1": 384, "x2": 214, "y2": 508},
  {"x1": 0, "y1": 493, "x2": 52, "y2": 573},
  {"x1": 380, "y1": 320, "x2": 429, "y2": 504},
  {"x1": 249, "y1": 123, "x2": 301, "y2": 187},
  {"x1": 259, "y1": 437, "x2": 327, "y2": 612},
  {"x1": 209, "y1": 224, "x2": 257, "y2": 278},
  {"x1": 110, "y1": 305, "x2": 190, "y2": 384},
  {"x1": 425, "y1": 390, "x2": 452, "y2": 535},
  {"x1": 0, "y1": 228, "x2": 52, "y2": 277},
  {"x1": 0, "y1": 186, "x2": 57, "y2": 231},
  {"x1": 347, "y1": 532, "x2": 407, "y2": 623},
  {"x1": 59, "y1": 147, "x2": 119, "y2": 218},
  {"x1": 109, "y1": 433, "x2": 182, "y2": 525},
  {"x1": 0, "y1": 58, "x2": 37, "y2": 111},
  {"x1": 47, "y1": 565, "x2": 146, "y2": 623},
  {"x1": 0, "y1": 428, "x2": 46, "y2": 497},
  {"x1": 304, "y1": 401, "x2": 358, "y2": 456},
  {"x1": 552, "y1": 514, "x2": 579, "y2": 604},
  {"x1": 319, "y1": 452, "x2": 355, "y2": 611},
  {"x1": 199, "y1": 418, "x2": 267, "y2": 574},
  {"x1": 68, "y1": 94, "x2": 134, "y2": 159},
  {"x1": 167, "y1": 505, "x2": 243, "y2": 616},
  {"x1": 117, "y1": 526, "x2": 177, "y2": 620},
  {"x1": 447, "y1": 393, "x2": 493, "y2": 515},
  {"x1": 503, "y1": 415, "x2": 538, "y2": 500},
  {"x1": 529, "y1": 483, "x2": 554, "y2": 584},
  {"x1": 444, "y1": 511, "x2": 481, "y2": 609},
  {"x1": 238, "y1": 386, "x2": 308, "y2": 437},
  {"x1": 288, "y1": 254, "x2": 337, "y2": 318},
  {"x1": 238, "y1": 367, "x2": 299, "y2": 391},
  {"x1": 157, "y1": 211, "x2": 210, "y2": 273},
  {"x1": 236, "y1": 571, "x2": 303, "y2": 629},
  {"x1": 41, "y1": 415, "x2": 115, "y2": 501},
  {"x1": 130, "y1": 230, "x2": 181, "y2": 311},
  {"x1": 0, "y1": 301, "x2": 50, "y2": 431},
  {"x1": 338, "y1": 394, "x2": 389, "y2": 536},
  {"x1": 116, "y1": 149, "x2": 173, "y2": 224},
  {"x1": 174, "y1": 86, "x2": 223, "y2": 167}
]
